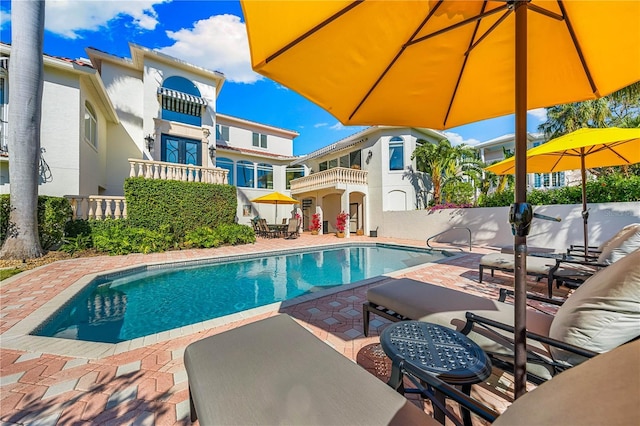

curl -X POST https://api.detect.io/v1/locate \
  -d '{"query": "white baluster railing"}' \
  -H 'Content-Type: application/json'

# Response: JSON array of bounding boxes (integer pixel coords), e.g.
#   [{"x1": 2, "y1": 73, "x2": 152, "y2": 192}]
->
[
  {"x1": 290, "y1": 167, "x2": 367, "y2": 193},
  {"x1": 66, "y1": 196, "x2": 127, "y2": 220},
  {"x1": 127, "y1": 159, "x2": 228, "y2": 185}
]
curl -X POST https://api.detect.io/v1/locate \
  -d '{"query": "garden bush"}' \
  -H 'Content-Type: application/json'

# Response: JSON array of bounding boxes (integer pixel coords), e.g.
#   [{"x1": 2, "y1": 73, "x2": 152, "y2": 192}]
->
[
  {"x1": 1, "y1": 195, "x2": 72, "y2": 250},
  {"x1": 184, "y1": 224, "x2": 255, "y2": 248},
  {"x1": 124, "y1": 178, "x2": 237, "y2": 239},
  {"x1": 91, "y1": 219, "x2": 173, "y2": 255}
]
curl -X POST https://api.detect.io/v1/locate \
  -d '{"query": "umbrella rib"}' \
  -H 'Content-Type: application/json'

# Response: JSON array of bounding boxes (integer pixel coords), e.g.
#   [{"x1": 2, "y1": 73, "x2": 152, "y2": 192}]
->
[
  {"x1": 265, "y1": 1, "x2": 364, "y2": 64},
  {"x1": 407, "y1": 4, "x2": 509, "y2": 46},
  {"x1": 443, "y1": 2, "x2": 490, "y2": 126},
  {"x1": 556, "y1": 0, "x2": 598, "y2": 96},
  {"x1": 466, "y1": 9, "x2": 512, "y2": 55},
  {"x1": 528, "y1": 3, "x2": 564, "y2": 21},
  {"x1": 348, "y1": 0, "x2": 445, "y2": 121}
]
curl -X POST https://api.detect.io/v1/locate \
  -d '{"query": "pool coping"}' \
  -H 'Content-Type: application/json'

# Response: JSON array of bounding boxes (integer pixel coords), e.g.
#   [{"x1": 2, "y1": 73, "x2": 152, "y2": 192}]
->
[{"x1": 1, "y1": 242, "x2": 462, "y2": 359}]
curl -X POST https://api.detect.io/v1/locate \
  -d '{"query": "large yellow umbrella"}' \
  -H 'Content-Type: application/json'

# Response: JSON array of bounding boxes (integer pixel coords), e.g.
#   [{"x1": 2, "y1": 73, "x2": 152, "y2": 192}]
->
[
  {"x1": 486, "y1": 127, "x2": 640, "y2": 253},
  {"x1": 251, "y1": 191, "x2": 299, "y2": 222},
  {"x1": 241, "y1": 0, "x2": 640, "y2": 396}
]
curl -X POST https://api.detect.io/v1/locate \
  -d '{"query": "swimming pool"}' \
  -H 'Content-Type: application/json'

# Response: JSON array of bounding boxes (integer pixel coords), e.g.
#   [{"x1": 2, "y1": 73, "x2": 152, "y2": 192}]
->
[{"x1": 33, "y1": 244, "x2": 447, "y2": 343}]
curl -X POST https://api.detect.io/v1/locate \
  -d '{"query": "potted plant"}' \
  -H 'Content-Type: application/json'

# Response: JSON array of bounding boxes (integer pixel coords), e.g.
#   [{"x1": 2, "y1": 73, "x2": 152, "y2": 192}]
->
[
  {"x1": 335, "y1": 211, "x2": 349, "y2": 238},
  {"x1": 309, "y1": 213, "x2": 321, "y2": 235}
]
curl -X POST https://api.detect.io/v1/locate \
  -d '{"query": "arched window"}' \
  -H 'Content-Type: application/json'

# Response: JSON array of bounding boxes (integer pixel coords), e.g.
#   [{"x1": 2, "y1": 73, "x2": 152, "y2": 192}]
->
[
  {"x1": 389, "y1": 136, "x2": 404, "y2": 171},
  {"x1": 216, "y1": 157, "x2": 234, "y2": 185},
  {"x1": 84, "y1": 101, "x2": 97, "y2": 148},
  {"x1": 257, "y1": 163, "x2": 273, "y2": 189},
  {"x1": 159, "y1": 76, "x2": 206, "y2": 126},
  {"x1": 236, "y1": 160, "x2": 254, "y2": 188}
]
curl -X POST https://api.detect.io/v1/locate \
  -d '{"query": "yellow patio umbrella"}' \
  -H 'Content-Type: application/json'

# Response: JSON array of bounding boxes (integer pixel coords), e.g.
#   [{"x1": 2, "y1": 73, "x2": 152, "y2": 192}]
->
[
  {"x1": 486, "y1": 127, "x2": 640, "y2": 253},
  {"x1": 251, "y1": 191, "x2": 299, "y2": 222},
  {"x1": 241, "y1": 0, "x2": 640, "y2": 396}
]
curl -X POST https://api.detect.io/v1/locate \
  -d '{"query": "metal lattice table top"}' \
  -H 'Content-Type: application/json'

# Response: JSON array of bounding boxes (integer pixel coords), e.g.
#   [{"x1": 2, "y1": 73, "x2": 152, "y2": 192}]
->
[{"x1": 380, "y1": 321, "x2": 492, "y2": 385}]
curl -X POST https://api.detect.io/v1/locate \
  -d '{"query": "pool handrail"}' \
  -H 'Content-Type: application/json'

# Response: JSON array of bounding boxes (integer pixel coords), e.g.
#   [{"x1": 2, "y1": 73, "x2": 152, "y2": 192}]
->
[{"x1": 426, "y1": 227, "x2": 472, "y2": 252}]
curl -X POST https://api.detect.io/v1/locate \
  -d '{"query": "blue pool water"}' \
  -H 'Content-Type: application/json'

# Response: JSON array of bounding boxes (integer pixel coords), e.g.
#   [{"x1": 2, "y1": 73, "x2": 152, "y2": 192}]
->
[{"x1": 34, "y1": 244, "x2": 445, "y2": 343}]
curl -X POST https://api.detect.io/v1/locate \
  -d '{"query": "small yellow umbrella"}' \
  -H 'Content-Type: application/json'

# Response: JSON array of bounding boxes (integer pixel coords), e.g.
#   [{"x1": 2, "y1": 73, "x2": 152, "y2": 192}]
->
[
  {"x1": 251, "y1": 192, "x2": 299, "y2": 222},
  {"x1": 486, "y1": 127, "x2": 640, "y2": 252}
]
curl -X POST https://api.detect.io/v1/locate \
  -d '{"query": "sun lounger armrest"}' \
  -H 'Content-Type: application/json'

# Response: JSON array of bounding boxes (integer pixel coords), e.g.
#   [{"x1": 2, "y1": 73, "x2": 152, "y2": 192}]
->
[
  {"x1": 498, "y1": 288, "x2": 564, "y2": 306},
  {"x1": 554, "y1": 258, "x2": 608, "y2": 268},
  {"x1": 400, "y1": 364, "x2": 499, "y2": 424},
  {"x1": 463, "y1": 312, "x2": 599, "y2": 359}
]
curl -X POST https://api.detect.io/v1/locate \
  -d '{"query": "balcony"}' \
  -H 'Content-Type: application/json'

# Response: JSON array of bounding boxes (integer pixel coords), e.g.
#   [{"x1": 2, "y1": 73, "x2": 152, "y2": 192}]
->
[
  {"x1": 290, "y1": 167, "x2": 367, "y2": 194},
  {"x1": 128, "y1": 159, "x2": 228, "y2": 184}
]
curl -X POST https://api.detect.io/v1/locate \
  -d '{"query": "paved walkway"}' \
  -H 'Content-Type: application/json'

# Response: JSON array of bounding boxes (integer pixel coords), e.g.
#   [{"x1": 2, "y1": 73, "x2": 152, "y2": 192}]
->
[{"x1": 0, "y1": 234, "x2": 568, "y2": 425}]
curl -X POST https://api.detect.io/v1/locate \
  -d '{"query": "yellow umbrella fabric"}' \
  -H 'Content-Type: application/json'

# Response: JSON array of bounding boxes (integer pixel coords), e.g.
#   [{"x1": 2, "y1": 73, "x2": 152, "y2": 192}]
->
[
  {"x1": 251, "y1": 192, "x2": 299, "y2": 205},
  {"x1": 241, "y1": 0, "x2": 640, "y2": 397},
  {"x1": 252, "y1": 192, "x2": 298, "y2": 222},
  {"x1": 485, "y1": 127, "x2": 640, "y2": 253},
  {"x1": 242, "y1": 1, "x2": 639, "y2": 129},
  {"x1": 485, "y1": 128, "x2": 640, "y2": 175}
]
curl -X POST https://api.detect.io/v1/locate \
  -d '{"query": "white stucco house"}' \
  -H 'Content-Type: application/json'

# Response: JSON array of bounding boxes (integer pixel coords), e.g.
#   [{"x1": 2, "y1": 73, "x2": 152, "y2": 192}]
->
[{"x1": 475, "y1": 133, "x2": 581, "y2": 190}]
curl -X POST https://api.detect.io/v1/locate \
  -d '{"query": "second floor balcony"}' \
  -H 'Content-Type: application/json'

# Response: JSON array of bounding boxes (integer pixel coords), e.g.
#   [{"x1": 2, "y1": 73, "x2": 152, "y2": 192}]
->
[
  {"x1": 129, "y1": 158, "x2": 228, "y2": 184},
  {"x1": 290, "y1": 167, "x2": 367, "y2": 195}
]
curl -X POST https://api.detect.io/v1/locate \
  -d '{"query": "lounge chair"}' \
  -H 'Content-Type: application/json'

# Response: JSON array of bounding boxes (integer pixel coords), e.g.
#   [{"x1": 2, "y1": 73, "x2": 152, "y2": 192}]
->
[
  {"x1": 284, "y1": 218, "x2": 299, "y2": 239},
  {"x1": 409, "y1": 339, "x2": 640, "y2": 425},
  {"x1": 480, "y1": 224, "x2": 640, "y2": 296},
  {"x1": 184, "y1": 314, "x2": 434, "y2": 425},
  {"x1": 364, "y1": 248, "x2": 640, "y2": 384}
]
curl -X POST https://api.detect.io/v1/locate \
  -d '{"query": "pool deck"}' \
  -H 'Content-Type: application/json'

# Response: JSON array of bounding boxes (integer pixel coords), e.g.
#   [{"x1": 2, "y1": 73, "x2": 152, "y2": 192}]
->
[{"x1": 0, "y1": 234, "x2": 568, "y2": 425}]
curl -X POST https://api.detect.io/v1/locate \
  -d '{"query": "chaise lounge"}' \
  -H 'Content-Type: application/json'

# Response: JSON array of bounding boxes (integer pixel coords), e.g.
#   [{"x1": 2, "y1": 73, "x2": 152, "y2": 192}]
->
[{"x1": 364, "y1": 249, "x2": 640, "y2": 383}]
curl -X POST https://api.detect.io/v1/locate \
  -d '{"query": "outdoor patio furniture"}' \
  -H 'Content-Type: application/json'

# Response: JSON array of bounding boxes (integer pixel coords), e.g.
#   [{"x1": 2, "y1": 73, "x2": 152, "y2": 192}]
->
[
  {"x1": 405, "y1": 339, "x2": 639, "y2": 426},
  {"x1": 364, "y1": 248, "x2": 640, "y2": 384},
  {"x1": 284, "y1": 218, "x2": 299, "y2": 239},
  {"x1": 184, "y1": 314, "x2": 434, "y2": 425}
]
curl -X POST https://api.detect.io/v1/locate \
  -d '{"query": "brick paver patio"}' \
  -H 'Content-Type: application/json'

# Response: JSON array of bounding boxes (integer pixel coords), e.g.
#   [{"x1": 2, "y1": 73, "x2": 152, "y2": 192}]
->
[{"x1": 0, "y1": 234, "x2": 568, "y2": 425}]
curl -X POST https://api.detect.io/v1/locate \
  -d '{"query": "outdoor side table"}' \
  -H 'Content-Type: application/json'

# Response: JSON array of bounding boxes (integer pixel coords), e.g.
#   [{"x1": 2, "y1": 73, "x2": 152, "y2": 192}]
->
[{"x1": 380, "y1": 321, "x2": 492, "y2": 426}]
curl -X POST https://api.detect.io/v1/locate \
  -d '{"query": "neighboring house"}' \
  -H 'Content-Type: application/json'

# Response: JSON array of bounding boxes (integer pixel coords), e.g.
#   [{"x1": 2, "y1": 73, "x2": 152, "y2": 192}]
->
[
  {"x1": 0, "y1": 42, "x2": 298, "y2": 223},
  {"x1": 289, "y1": 126, "x2": 445, "y2": 236},
  {"x1": 475, "y1": 132, "x2": 580, "y2": 190}
]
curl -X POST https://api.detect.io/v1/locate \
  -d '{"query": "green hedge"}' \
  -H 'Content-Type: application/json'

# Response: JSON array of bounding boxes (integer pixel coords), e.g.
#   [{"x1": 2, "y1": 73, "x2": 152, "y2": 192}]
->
[
  {"x1": 1, "y1": 195, "x2": 72, "y2": 249},
  {"x1": 478, "y1": 174, "x2": 640, "y2": 207},
  {"x1": 124, "y1": 178, "x2": 237, "y2": 238}
]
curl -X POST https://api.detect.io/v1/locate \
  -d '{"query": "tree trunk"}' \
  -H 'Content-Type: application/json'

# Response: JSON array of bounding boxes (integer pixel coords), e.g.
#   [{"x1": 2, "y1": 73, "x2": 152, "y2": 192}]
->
[{"x1": 0, "y1": 0, "x2": 46, "y2": 259}]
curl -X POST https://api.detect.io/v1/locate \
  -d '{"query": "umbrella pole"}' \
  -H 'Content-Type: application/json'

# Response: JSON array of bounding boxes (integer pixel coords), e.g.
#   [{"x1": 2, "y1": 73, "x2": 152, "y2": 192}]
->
[
  {"x1": 513, "y1": 1, "x2": 528, "y2": 399},
  {"x1": 581, "y1": 150, "x2": 589, "y2": 257}
]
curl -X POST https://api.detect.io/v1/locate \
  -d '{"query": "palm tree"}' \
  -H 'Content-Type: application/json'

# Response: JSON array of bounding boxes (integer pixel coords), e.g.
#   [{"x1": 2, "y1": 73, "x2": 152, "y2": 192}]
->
[
  {"x1": 0, "y1": 0, "x2": 46, "y2": 259},
  {"x1": 411, "y1": 139, "x2": 482, "y2": 205}
]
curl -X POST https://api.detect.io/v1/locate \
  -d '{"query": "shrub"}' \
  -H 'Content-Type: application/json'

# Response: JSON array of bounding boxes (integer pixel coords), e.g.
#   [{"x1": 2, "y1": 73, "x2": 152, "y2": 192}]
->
[
  {"x1": 184, "y1": 227, "x2": 221, "y2": 249},
  {"x1": 91, "y1": 219, "x2": 172, "y2": 255},
  {"x1": 184, "y1": 224, "x2": 256, "y2": 248},
  {"x1": 124, "y1": 178, "x2": 237, "y2": 239},
  {"x1": 0, "y1": 195, "x2": 72, "y2": 250}
]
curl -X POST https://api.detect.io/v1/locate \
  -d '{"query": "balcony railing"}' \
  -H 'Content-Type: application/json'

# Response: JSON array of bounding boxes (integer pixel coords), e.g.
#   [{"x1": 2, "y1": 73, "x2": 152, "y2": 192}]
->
[
  {"x1": 290, "y1": 167, "x2": 367, "y2": 193},
  {"x1": 65, "y1": 196, "x2": 127, "y2": 220},
  {"x1": 128, "y1": 159, "x2": 228, "y2": 184}
]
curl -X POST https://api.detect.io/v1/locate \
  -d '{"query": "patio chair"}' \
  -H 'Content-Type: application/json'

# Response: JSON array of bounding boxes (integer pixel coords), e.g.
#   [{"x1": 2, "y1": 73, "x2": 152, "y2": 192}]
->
[
  {"x1": 284, "y1": 218, "x2": 299, "y2": 239},
  {"x1": 184, "y1": 314, "x2": 435, "y2": 425},
  {"x1": 258, "y1": 219, "x2": 278, "y2": 238},
  {"x1": 364, "y1": 248, "x2": 640, "y2": 384}
]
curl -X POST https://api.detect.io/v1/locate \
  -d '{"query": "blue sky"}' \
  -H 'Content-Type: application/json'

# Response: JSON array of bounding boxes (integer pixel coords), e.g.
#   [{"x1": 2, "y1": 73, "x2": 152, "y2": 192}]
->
[{"x1": 1, "y1": 0, "x2": 547, "y2": 155}]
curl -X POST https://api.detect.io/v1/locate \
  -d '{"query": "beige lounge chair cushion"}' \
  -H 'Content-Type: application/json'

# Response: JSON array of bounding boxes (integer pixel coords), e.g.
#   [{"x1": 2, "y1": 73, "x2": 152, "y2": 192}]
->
[
  {"x1": 494, "y1": 340, "x2": 640, "y2": 426},
  {"x1": 597, "y1": 225, "x2": 640, "y2": 264},
  {"x1": 480, "y1": 253, "x2": 554, "y2": 275},
  {"x1": 184, "y1": 314, "x2": 433, "y2": 426},
  {"x1": 549, "y1": 249, "x2": 640, "y2": 365},
  {"x1": 368, "y1": 279, "x2": 555, "y2": 379}
]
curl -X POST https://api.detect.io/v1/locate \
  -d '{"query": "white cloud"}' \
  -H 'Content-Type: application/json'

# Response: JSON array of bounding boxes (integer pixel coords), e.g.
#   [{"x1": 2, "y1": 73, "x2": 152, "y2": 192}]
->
[
  {"x1": 0, "y1": 7, "x2": 10, "y2": 31},
  {"x1": 528, "y1": 108, "x2": 547, "y2": 122},
  {"x1": 45, "y1": 0, "x2": 165, "y2": 39},
  {"x1": 329, "y1": 122, "x2": 344, "y2": 131},
  {"x1": 158, "y1": 14, "x2": 260, "y2": 84},
  {"x1": 443, "y1": 131, "x2": 480, "y2": 146},
  {"x1": 314, "y1": 123, "x2": 328, "y2": 128}
]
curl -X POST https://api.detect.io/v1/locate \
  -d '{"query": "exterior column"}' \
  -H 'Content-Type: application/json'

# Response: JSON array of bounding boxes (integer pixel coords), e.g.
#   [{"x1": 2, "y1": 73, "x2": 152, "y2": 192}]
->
[
  {"x1": 341, "y1": 189, "x2": 350, "y2": 239},
  {"x1": 363, "y1": 193, "x2": 370, "y2": 236},
  {"x1": 316, "y1": 193, "x2": 324, "y2": 235}
]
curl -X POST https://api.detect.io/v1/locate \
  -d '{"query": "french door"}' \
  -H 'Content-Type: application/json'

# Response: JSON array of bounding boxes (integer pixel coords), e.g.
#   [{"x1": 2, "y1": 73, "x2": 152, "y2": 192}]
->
[{"x1": 161, "y1": 135, "x2": 201, "y2": 166}]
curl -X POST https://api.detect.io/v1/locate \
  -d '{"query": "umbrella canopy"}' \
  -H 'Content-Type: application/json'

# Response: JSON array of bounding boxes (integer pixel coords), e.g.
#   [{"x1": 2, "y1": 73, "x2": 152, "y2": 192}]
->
[
  {"x1": 241, "y1": 0, "x2": 640, "y2": 397},
  {"x1": 485, "y1": 127, "x2": 640, "y2": 252},
  {"x1": 252, "y1": 192, "x2": 299, "y2": 222}
]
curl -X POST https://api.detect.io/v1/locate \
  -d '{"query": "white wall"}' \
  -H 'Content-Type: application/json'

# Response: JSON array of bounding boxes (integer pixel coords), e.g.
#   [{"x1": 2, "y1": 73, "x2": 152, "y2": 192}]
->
[{"x1": 381, "y1": 202, "x2": 640, "y2": 250}]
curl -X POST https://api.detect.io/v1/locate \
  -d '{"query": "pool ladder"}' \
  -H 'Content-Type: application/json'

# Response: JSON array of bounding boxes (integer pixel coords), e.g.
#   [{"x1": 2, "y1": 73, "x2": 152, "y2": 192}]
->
[{"x1": 426, "y1": 227, "x2": 473, "y2": 252}]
